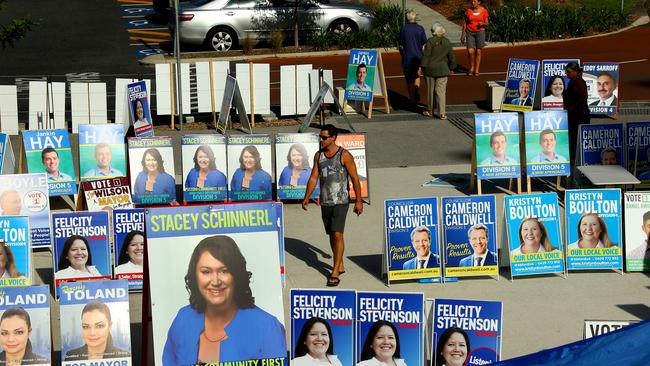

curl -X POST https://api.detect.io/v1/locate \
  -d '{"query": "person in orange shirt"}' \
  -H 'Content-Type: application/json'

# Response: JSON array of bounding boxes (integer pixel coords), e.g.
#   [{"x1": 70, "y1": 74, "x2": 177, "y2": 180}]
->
[{"x1": 460, "y1": 0, "x2": 489, "y2": 76}]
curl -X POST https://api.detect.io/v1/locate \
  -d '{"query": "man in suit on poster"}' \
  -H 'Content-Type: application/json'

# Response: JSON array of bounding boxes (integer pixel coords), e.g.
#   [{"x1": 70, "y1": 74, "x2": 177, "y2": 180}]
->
[
  {"x1": 589, "y1": 72, "x2": 618, "y2": 107},
  {"x1": 511, "y1": 79, "x2": 533, "y2": 106},
  {"x1": 403, "y1": 226, "x2": 440, "y2": 270},
  {"x1": 459, "y1": 223, "x2": 498, "y2": 267}
]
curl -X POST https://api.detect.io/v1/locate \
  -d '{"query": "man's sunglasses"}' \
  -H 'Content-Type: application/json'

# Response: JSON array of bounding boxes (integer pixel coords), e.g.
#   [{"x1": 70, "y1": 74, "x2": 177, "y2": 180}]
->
[{"x1": 319, "y1": 135, "x2": 331, "y2": 140}]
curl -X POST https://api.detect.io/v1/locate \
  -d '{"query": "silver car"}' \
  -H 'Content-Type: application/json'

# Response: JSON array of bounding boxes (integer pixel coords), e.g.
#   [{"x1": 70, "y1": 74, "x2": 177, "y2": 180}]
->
[{"x1": 173, "y1": 0, "x2": 375, "y2": 51}]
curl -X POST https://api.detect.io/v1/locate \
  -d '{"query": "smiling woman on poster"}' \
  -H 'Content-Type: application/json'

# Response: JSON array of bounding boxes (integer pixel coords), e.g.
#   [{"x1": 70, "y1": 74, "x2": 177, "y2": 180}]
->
[
  {"x1": 163, "y1": 235, "x2": 286, "y2": 365},
  {"x1": 134, "y1": 148, "x2": 176, "y2": 197},
  {"x1": 185, "y1": 145, "x2": 227, "y2": 190},
  {"x1": 568, "y1": 212, "x2": 617, "y2": 249},
  {"x1": 55, "y1": 235, "x2": 102, "y2": 279},
  {"x1": 114, "y1": 230, "x2": 145, "y2": 275},
  {"x1": 230, "y1": 146, "x2": 272, "y2": 198},
  {"x1": 133, "y1": 98, "x2": 150, "y2": 129},
  {"x1": 64, "y1": 302, "x2": 130, "y2": 361},
  {"x1": 0, "y1": 240, "x2": 24, "y2": 279},
  {"x1": 542, "y1": 75, "x2": 565, "y2": 104},
  {"x1": 511, "y1": 217, "x2": 556, "y2": 254},
  {"x1": 278, "y1": 143, "x2": 312, "y2": 187},
  {"x1": 0, "y1": 307, "x2": 49, "y2": 365},
  {"x1": 293, "y1": 317, "x2": 343, "y2": 366},
  {"x1": 435, "y1": 327, "x2": 470, "y2": 366},
  {"x1": 357, "y1": 320, "x2": 406, "y2": 366}
]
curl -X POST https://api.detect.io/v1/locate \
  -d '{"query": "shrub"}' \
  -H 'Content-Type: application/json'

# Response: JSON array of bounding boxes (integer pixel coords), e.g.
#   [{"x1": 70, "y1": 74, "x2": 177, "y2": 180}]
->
[
  {"x1": 242, "y1": 33, "x2": 255, "y2": 54},
  {"x1": 269, "y1": 30, "x2": 284, "y2": 50}
]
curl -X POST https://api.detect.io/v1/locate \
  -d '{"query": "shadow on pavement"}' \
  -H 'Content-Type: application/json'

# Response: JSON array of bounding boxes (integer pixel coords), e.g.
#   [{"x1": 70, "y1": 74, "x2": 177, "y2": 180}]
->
[
  {"x1": 617, "y1": 304, "x2": 650, "y2": 319},
  {"x1": 348, "y1": 254, "x2": 384, "y2": 281},
  {"x1": 285, "y1": 237, "x2": 333, "y2": 278}
]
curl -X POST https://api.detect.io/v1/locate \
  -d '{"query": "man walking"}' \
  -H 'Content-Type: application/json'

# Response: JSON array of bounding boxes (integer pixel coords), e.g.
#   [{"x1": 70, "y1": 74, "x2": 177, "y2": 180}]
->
[{"x1": 302, "y1": 124, "x2": 364, "y2": 287}]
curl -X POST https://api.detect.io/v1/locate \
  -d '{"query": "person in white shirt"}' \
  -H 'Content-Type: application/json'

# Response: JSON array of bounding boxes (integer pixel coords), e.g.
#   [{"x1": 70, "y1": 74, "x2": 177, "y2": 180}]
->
[
  {"x1": 511, "y1": 217, "x2": 556, "y2": 254},
  {"x1": 357, "y1": 321, "x2": 407, "y2": 366},
  {"x1": 567, "y1": 212, "x2": 617, "y2": 249},
  {"x1": 292, "y1": 317, "x2": 343, "y2": 366},
  {"x1": 435, "y1": 327, "x2": 470, "y2": 366},
  {"x1": 55, "y1": 235, "x2": 102, "y2": 279},
  {"x1": 114, "y1": 230, "x2": 145, "y2": 275}
]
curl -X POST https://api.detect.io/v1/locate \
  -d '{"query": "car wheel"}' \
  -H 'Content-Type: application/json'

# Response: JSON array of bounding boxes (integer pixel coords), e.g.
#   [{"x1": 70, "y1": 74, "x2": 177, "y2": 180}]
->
[
  {"x1": 328, "y1": 19, "x2": 357, "y2": 35},
  {"x1": 206, "y1": 27, "x2": 237, "y2": 52}
]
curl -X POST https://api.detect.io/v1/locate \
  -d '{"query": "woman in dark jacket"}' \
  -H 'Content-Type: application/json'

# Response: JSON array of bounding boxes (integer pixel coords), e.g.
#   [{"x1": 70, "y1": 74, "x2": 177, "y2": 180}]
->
[
  {"x1": 420, "y1": 23, "x2": 456, "y2": 119},
  {"x1": 563, "y1": 61, "x2": 590, "y2": 161}
]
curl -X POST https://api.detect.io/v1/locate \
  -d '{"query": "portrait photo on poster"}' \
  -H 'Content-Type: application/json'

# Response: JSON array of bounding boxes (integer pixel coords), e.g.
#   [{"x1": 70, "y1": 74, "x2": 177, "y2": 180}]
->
[
  {"x1": 181, "y1": 135, "x2": 228, "y2": 202},
  {"x1": 128, "y1": 138, "x2": 177, "y2": 205},
  {"x1": 227, "y1": 135, "x2": 273, "y2": 201},
  {"x1": 78, "y1": 124, "x2": 127, "y2": 181}
]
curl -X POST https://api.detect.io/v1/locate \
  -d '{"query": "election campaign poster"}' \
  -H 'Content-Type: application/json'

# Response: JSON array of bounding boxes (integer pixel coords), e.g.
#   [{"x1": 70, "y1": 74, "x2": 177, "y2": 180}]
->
[
  {"x1": 79, "y1": 124, "x2": 127, "y2": 181},
  {"x1": 128, "y1": 136, "x2": 177, "y2": 205},
  {"x1": 475, "y1": 112, "x2": 521, "y2": 179},
  {"x1": 227, "y1": 134, "x2": 273, "y2": 201},
  {"x1": 82, "y1": 177, "x2": 134, "y2": 211},
  {"x1": 113, "y1": 208, "x2": 145, "y2": 290},
  {"x1": 345, "y1": 49, "x2": 377, "y2": 102},
  {"x1": 504, "y1": 193, "x2": 565, "y2": 277},
  {"x1": 357, "y1": 292, "x2": 423, "y2": 366},
  {"x1": 336, "y1": 133, "x2": 369, "y2": 201},
  {"x1": 0, "y1": 216, "x2": 31, "y2": 287},
  {"x1": 128, "y1": 80, "x2": 154, "y2": 137},
  {"x1": 583, "y1": 62, "x2": 620, "y2": 117},
  {"x1": 146, "y1": 202, "x2": 286, "y2": 366},
  {"x1": 385, "y1": 197, "x2": 441, "y2": 281},
  {"x1": 277, "y1": 203, "x2": 286, "y2": 285},
  {"x1": 0, "y1": 133, "x2": 6, "y2": 173},
  {"x1": 502, "y1": 59, "x2": 540, "y2": 112},
  {"x1": 565, "y1": 189, "x2": 623, "y2": 270},
  {"x1": 181, "y1": 134, "x2": 228, "y2": 203},
  {"x1": 541, "y1": 59, "x2": 580, "y2": 111},
  {"x1": 0, "y1": 285, "x2": 51, "y2": 366},
  {"x1": 52, "y1": 211, "x2": 112, "y2": 295},
  {"x1": 579, "y1": 123, "x2": 625, "y2": 166},
  {"x1": 442, "y1": 195, "x2": 498, "y2": 278},
  {"x1": 626, "y1": 121, "x2": 650, "y2": 180},
  {"x1": 524, "y1": 110, "x2": 571, "y2": 177},
  {"x1": 22, "y1": 129, "x2": 77, "y2": 196},
  {"x1": 584, "y1": 320, "x2": 637, "y2": 339},
  {"x1": 290, "y1": 289, "x2": 355, "y2": 366},
  {"x1": 623, "y1": 192, "x2": 650, "y2": 272},
  {"x1": 275, "y1": 133, "x2": 319, "y2": 201},
  {"x1": 432, "y1": 298, "x2": 503, "y2": 366},
  {"x1": 0, "y1": 173, "x2": 50, "y2": 248},
  {"x1": 59, "y1": 280, "x2": 132, "y2": 366}
]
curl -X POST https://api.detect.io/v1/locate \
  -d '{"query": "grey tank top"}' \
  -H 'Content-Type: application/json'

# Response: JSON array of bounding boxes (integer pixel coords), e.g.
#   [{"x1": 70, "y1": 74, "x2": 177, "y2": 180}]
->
[{"x1": 318, "y1": 147, "x2": 349, "y2": 206}]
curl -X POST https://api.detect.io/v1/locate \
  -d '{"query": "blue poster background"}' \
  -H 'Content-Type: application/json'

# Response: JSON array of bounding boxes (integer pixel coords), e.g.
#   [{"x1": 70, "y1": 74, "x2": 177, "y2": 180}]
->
[
  {"x1": 52, "y1": 211, "x2": 112, "y2": 294},
  {"x1": 128, "y1": 137, "x2": 176, "y2": 205},
  {"x1": 0, "y1": 133, "x2": 6, "y2": 172},
  {"x1": 275, "y1": 133, "x2": 320, "y2": 200},
  {"x1": 0, "y1": 216, "x2": 31, "y2": 286},
  {"x1": 345, "y1": 49, "x2": 377, "y2": 102},
  {"x1": 291, "y1": 289, "x2": 355, "y2": 366},
  {"x1": 181, "y1": 134, "x2": 228, "y2": 202},
  {"x1": 475, "y1": 112, "x2": 521, "y2": 179},
  {"x1": 78, "y1": 124, "x2": 127, "y2": 180},
  {"x1": 385, "y1": 197, "x2": 440, "y2": 281},
  {"x1": 540, "y1": 59, "x2": 579, "y2": 111},
  {"x1": 113, "y1": 208, "x2": 145, "y2": 290},
  {"x1": 128, "y1": 80, "x2": 154, "y2": 137},
  {"x1": 432, "y1": 298, "x2": 502, "y2": 366},
  {"x1": 0, "y1": 285, "x2": 51, "y2": 361},
  {"x1": 502, "y1": 59, "x2": 540, "y2": 112},
  {"x1": 626, "y1": 121, "x2": 650, "y2": 180},
  {"x1": 525, "y1": 110, "x2": 570, "y2": 177},
  {"x1": 565, "y1": 189, "x2": 623, "y2": 269},
  {"x1": 504, "y1": 193, "x2": 564, "y2": 276},
  {"x1": 583, "y1": 62, "x2": 620, "y2": 117},
  {"x1": 357, "y1": 292, "x2": 423, "y2": 366},
  {"x1": 442, "y1": 195, "x2": 497, "y2": 277},
  {"x1": 579, "y1": 123, "x2": 624, "y2": 166},
  {"x1": 22, "y1": 129, "x2": 77, "y2": 195}
]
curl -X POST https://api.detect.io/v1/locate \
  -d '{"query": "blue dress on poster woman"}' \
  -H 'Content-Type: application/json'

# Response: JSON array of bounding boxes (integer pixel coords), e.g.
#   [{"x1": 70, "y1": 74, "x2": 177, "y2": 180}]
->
[
  {"x1": 278, "y1": 166, "x2": 311, "y2": 186},
  {"x1": 230, "y1": 168, "x2": 272, "y2": 199},
  {"x1": 134, "y1": 171, "x2": 176, "y2": 197},
  {"x1": 162, "y1": 305, "x2": 286, "y2": 365},
  {"x1": 185, "y1": 168, "x2": 227, "y2": 189}
]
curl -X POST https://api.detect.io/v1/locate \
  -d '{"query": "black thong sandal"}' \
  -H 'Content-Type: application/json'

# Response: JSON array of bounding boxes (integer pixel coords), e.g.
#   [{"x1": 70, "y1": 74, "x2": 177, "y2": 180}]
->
[{"x1": 326, "y1": 276, "x2": 341, "y2": 287}]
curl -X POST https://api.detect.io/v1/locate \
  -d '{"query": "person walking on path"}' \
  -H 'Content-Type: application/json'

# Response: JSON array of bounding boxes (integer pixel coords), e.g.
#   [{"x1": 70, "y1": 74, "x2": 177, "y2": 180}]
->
[
  {"x1": 399, "y1": 10, "x2": 428, "y2": 107},
  {"x1": 563, "y1": 61, "x2": 590, "y2": 162},
  {"x1": 420, "y1": 23, "x2": 456, "y2": 119},
  {"x1": 302, "y1": 124, "x2": 364, "y2": 287},
  {"x1": 461, "y1": 0, "x2": 489, "y2": 76}
]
